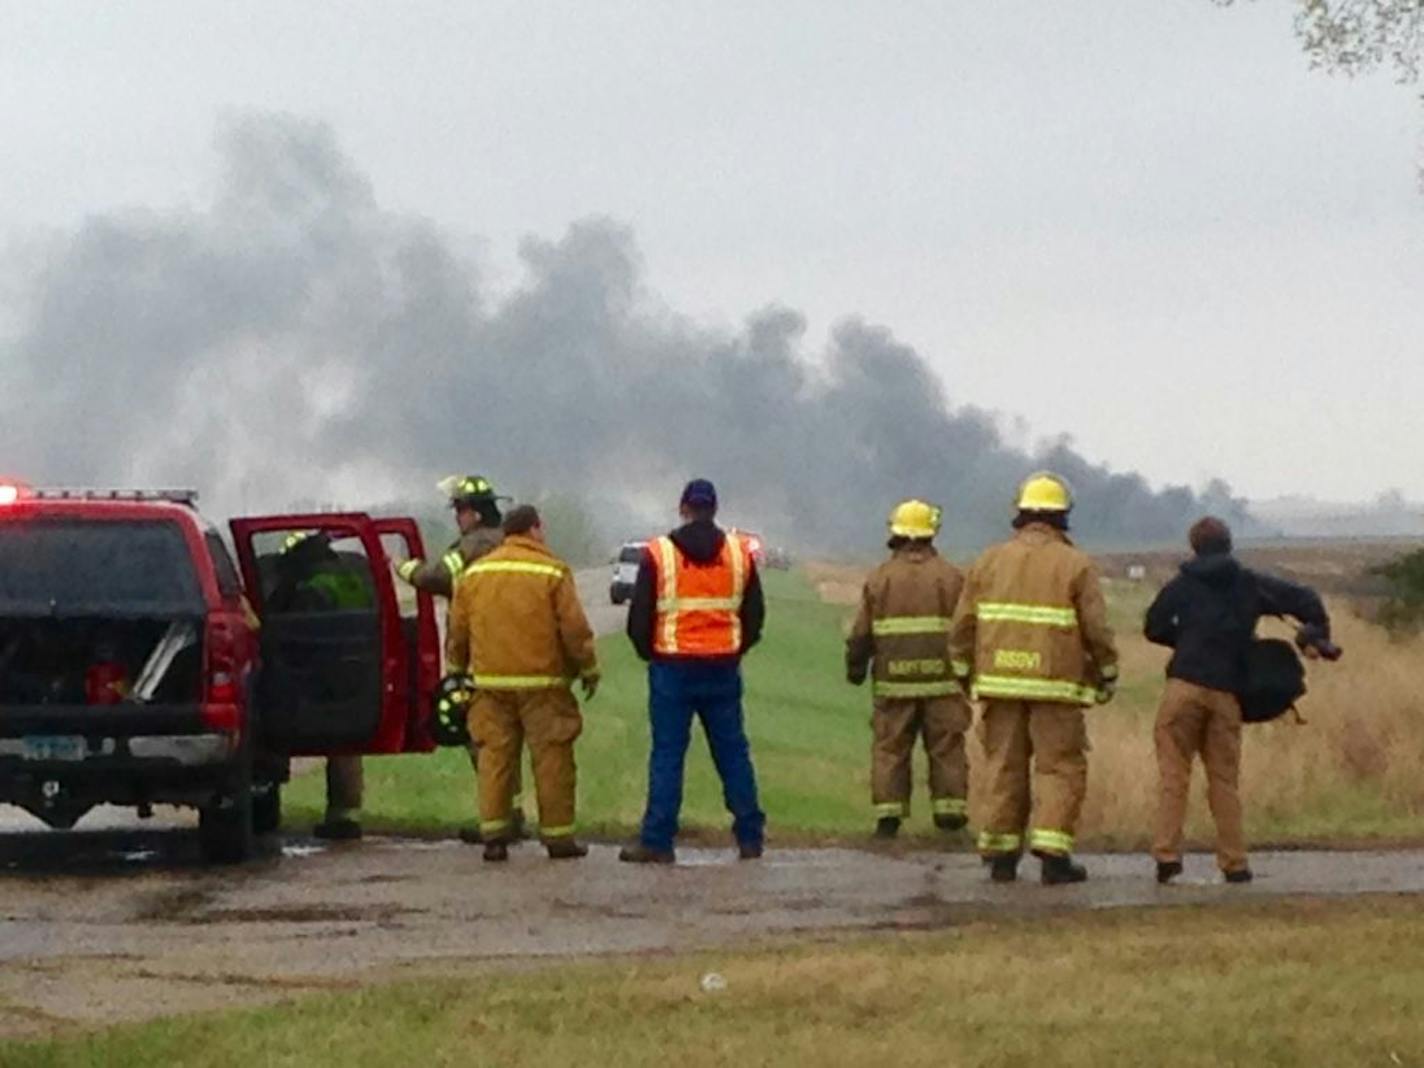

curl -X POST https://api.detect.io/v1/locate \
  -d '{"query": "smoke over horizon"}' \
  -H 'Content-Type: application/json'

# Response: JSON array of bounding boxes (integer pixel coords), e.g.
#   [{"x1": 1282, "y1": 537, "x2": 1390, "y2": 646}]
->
[{"x1": 0, "y1": 114, "x2": 1249, "y2": 554}]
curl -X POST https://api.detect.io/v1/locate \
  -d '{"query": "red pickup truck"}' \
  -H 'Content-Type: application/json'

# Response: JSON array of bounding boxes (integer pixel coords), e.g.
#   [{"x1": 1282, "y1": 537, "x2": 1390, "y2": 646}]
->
[{"x1": 0, "y1": 486, "x2": 440, "y2": 863}]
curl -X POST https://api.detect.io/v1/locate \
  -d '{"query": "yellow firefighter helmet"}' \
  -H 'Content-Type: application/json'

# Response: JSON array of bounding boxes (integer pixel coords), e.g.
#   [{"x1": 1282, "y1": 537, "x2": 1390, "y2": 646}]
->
[
  {"x1": 1016, "y1": 471, "x2": 1073, "y2": 513},
  {"x1": 888, "y1": 499, "x2": 942, "y2": 539}
]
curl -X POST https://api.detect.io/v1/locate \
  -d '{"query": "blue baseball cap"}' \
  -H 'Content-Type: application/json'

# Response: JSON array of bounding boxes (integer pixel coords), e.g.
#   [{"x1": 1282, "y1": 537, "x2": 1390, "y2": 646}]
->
[{"x1": 680, "y1": 478, "x2": 718, "y2": 509}]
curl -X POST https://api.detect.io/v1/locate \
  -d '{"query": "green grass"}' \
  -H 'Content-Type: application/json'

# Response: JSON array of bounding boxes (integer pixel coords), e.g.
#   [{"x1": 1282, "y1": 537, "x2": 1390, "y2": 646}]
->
[
  {"x1": 10, "y1": 898, "x2": 1424, "y2": 1066},
  {"x1": 288, "y1": 570, "x2": 878, "y2": 841}
]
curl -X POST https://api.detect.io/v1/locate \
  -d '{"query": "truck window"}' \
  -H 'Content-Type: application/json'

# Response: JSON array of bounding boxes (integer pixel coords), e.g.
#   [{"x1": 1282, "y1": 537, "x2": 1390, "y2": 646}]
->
[
  {"x1": 205, "y1": 532, "x2": 243, "y2": 599},
  {"x1": 0, "y1": 520, "x2": 202, "y2": 615}
]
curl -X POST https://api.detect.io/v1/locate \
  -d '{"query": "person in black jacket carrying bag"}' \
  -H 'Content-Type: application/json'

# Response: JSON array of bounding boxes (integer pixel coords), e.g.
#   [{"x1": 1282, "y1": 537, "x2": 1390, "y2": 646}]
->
[{"x1": 1143, "y1": 517, "x2": 1331, "y2": 885}]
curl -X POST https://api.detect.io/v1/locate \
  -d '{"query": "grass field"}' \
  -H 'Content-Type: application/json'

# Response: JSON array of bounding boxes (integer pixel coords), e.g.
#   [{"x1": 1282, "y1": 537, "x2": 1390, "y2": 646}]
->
[
  {"x1": 287, "y1": 567, "x2": 1424, "y2": 849},
  {"x1": 10, "y1": 897, "x2": 1424, "y2": 1066}
]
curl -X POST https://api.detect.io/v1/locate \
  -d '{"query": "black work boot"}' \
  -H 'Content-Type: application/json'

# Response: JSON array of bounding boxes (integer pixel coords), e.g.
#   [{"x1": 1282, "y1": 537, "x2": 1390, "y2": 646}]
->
[
  {"x1": 545, "y1": 839, "x2": 588, "y2": 860},
  {"x1": 1224, "y1": 867, "x2": 1254, "y2": 884},
  {"x1": 737, "y1": 841, "x2": 764, "y2": 860},
  {"x1": 1040, "y1": 853, "x2": 1088, "y2": 885},
  {"x1": 313, "y1": 817, "x2": 362, "y2": 842},
  {"x1": 483, "y1": 840, "x2": 509, "y2": 862},
  {"x1": 618, "y1": 842, "x2": 676, "y2": 864},
  {"x1": 874, "y1": 816, "x2": 901, "y2": 839},
  {"x1": 1156, "y1": 860, "x2": 1184, "y2": 885},
  {"x1": 934, "y1": 813, "x2": 968, "y2": 832},
  {"x1": 987, "y1": 854, "x2": 1021, "y2": 883}
]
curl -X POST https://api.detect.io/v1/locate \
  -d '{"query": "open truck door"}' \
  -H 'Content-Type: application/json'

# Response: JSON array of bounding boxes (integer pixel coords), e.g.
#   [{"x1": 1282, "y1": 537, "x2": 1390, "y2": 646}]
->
[
  {"x1": 229, "y1": 512, "x2": 434, "y2": 757},
  {"x1": 372, "y1": 516, "x2": 440, "y2": 753}
]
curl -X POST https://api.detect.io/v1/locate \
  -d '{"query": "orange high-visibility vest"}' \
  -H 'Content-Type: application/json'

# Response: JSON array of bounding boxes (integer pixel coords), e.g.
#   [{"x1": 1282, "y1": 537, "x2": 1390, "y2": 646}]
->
[{"x1": 649, "y1": 533, "x2": 750, "y2": 657}]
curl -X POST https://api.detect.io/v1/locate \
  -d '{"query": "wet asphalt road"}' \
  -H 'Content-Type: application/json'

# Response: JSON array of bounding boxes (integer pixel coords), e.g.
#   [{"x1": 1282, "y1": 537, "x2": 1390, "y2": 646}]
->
[{"x1": 3, "y1": 826, "x2": 1424, "y2": 1036}]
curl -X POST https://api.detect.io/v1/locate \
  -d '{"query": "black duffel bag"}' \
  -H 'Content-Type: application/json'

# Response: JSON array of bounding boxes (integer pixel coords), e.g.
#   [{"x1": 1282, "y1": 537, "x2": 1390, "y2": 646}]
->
[{"x1": 1237, "y1": 638, "x2": 1307, "y2": 724}]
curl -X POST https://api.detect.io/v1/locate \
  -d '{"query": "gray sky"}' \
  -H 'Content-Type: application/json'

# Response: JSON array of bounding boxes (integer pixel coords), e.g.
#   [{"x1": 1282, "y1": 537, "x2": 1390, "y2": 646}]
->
[{"x1": 4, "y1": 0, "x2": 1421, "y2": 502}]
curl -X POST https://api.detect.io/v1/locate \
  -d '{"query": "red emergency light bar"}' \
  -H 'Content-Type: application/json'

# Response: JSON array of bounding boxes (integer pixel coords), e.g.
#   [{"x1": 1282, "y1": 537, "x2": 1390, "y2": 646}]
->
[{"x1": 0, "y1": 486, "x2": 199, "y2": 506}]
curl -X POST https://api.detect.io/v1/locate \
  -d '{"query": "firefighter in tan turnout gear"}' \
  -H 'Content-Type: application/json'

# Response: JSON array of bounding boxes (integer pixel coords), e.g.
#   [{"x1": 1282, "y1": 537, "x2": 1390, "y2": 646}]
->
[
  {"x1": 394, "y1": 474, "x2": 524, "y2": 842},
  {"x1": 846, "y1": 499, "x2": 971, "y2": 838},
  {"x1": 948, "y1": 472, "x2": 1119, "y2": 885},
  {"x1": 446, "y1": 505, "x2": 600, "y2": 862}
]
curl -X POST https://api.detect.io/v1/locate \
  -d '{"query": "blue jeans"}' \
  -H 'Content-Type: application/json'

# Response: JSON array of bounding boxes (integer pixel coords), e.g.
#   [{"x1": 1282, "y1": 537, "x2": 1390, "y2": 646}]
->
[{"x1": 639, "y1": 660, "x2": 765, "y2": 852}]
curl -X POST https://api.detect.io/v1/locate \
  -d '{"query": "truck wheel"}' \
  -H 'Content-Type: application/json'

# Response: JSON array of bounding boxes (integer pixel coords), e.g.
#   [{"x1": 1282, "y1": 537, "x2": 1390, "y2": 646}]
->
[
  {"x1": 251, "y1": 782, "x2": 282, "y2": 835},
  {"x1": 199, "y1": 780, "x2": 254, "y2": 864}
]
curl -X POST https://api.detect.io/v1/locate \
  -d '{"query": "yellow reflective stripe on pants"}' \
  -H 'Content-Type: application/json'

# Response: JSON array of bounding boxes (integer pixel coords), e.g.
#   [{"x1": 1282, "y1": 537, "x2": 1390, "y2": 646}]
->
[
  {"x1": 872, "y1": 680, "x2": 962, "y2": 699},
  {"x1": 540, "y1": 824, "x2": 576, "y2": 838},
  {"x1": 481, "y1": 818, "x2": 512, "y2": 836},
  {"x1": 871, "y1": 615, "x2": 950, "y2": 636},
  {"x1": 1030, "y1": 828, "x2": 1074, "y2": 856},
  {"x1": 875, "y1": 801, "x2": 908, "y2": 818},
  {"x1": 472, "y1": 675, "x2": 573, "y2": 689},
  {"x1": 932, "y1": 797, "x2": 967, "y2": 816},
  {"x1": 972, "y1": 675, "x2": 1096, "y2": 704},
  {"x1": 976, "y1": 603, "x2": 1078, "y2": 628},
  {"x1": 978, "y1": 831, "x2": 1022, "y2": 854},
  {"x1": 464, "y1": 560, "x2": 566, "y2": 579}
]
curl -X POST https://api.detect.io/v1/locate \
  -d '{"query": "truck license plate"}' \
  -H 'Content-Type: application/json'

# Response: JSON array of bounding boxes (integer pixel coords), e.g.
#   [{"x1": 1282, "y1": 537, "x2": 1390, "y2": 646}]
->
[{"x1": 21, "y1": 736, "x2": 85, "y2": 761}]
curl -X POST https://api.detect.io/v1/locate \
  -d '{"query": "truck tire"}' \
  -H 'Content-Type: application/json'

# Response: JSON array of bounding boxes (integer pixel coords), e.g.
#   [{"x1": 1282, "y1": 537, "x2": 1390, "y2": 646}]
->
[
  {"x1": 199, "y1": 776, "x2": 255, "y2": 864},
  {"x1": 251, "y1": 781, "x2": 281, "y2": 835}
]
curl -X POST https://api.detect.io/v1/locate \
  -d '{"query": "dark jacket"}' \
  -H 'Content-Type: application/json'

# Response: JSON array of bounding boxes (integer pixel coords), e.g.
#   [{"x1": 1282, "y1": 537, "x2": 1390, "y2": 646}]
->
[
  {"x1": 626, "y1": 519, "x2": 766, "y2": 665},
  {"x1": 1143, "y1": 553, "x2": 1330, "y2": 694}
]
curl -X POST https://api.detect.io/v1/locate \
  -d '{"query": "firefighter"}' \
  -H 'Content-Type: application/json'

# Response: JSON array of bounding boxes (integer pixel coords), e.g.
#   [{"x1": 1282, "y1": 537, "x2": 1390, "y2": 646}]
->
[
  {"x1": 846, "y1": 499, "x2": 970, "y2": 839},
  {"x1": 394, "y1": 474, "x2": 524, "y2": 843},
  {"x1": 948, "y1": 473, "x2": 1119, "y2": 884},
  {"x1": 270, "y1": 531, "x2": 375, "y2": 841},
  {"x1": 446, "y1": 504, "x2": 599, "y2": 862},
  {"x1": 620, "y1": 479, "x2": 767, "y2": 864},
  {"x1": 1144, "y1": 516, "x2": 1333, "y2": 885}
]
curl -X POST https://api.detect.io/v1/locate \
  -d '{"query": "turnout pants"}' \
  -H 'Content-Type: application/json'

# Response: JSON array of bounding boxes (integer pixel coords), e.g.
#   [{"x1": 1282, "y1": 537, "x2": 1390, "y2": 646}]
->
[
  {"x1": 324, "y1": 756, "x2": 363, "y2": 822},
  {"x1": 977, "y1": 700, "x2": 1088, "y2": 858},
  {"x1": 1152, "y1": 678, "x2": 1248, "y2": 874},
  {"x1": 465, "y1": 744, "x2": 525, "y2": 817},
  {"x1": 639, "y1": 660, "x2": 765, "y2": 853},
  {"x1": 871, "y1": 696, "x2": 970, "y2": 820},
  {"x1": 469, "y1": 688, "x2": 582, "y2": 842}
]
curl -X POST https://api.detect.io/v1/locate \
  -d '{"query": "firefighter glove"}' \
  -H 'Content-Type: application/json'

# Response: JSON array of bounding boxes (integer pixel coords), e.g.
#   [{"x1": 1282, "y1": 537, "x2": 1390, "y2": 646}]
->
[{"x1": 1094, "y1": 679, "x2": 1117, "y2": 705}]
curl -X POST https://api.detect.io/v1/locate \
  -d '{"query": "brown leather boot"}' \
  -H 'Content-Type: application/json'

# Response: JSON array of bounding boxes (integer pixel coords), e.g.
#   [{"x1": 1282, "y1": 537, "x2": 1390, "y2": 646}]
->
[{"x1": 545, "y1": 839, "x2": 588, "y2": 860}]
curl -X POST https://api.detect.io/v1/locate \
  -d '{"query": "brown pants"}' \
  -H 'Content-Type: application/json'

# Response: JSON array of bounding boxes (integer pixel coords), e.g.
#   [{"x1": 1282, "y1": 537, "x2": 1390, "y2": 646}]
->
[
  {"x1": 324, "y1": 756, "x2": 363, "y2": 822},
  {"x1": 871, "y1": 696, "x2": 970, "y2": 819},
  {"x1": 465, "y1": 744, "x2": 525, "y2": 814},
  {"x1": 1152, "y1": 678, "x2": 1247, "y2": 873},
  {"x1": 977, "y1": 700, "x2": 1088, "y2": 858},
  {"x1": 469, "y1": 688, "x2": 582, "y2": 841}
]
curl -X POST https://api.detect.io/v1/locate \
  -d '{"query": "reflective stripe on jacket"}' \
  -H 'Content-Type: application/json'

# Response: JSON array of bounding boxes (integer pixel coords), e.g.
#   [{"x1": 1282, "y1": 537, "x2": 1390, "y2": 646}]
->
[
  {"x1": 947, "y1": 523, "x2": 1118, "y2": 705},
  {"x1": 446, "y1": 534, "x2": 599, "y2": 689},
  {"x1": 398, "y1": 527, "x2": 504, "y2": 599},
  {"x1": 649, "y1": 533, "x2": 749, "y2": 657},
  {"x1": 846, "y1": 544, "x2": 965, "y2": 700}
]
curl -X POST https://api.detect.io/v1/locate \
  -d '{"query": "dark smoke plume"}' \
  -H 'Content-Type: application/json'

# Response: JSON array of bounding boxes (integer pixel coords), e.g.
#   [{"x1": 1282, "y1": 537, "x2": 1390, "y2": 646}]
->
[{"x1": 0, "y1": 115, "x2": 1248, "y2": 554}]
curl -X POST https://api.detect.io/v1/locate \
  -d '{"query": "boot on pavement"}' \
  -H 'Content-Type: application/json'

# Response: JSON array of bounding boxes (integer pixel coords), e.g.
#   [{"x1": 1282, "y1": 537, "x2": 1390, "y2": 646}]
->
[
  {"x1": 1156, "y1": 860, "x2": 1184, "y2": 885},
  {"x1": 313, "y1": 817, "x2": 362, "y2": 841},
  {"x1": 545, "y1": 839, "x2": 588, "y2": 860},
  {"x1": 874, "y1": 816, "x2": 901, "y2": 840},
  {"x1": 737, "y1": 841, "x2": 764, "y2": 860},
  {"x1": 1224, "y1": 867, "x2": 1254, "y2": 884},
  {"x1": 618, "y1": 842, "x2": 675, "y2": 864},
  {"x1": 483, "y1": 840, "x2": 509, "y2": 862},
  {"x1": 987, "y1": 854, "x2": 1020, "y2": 883},
  {"x1": 1040, "y1": 853, "x2": 1088, "y2": 885}
]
